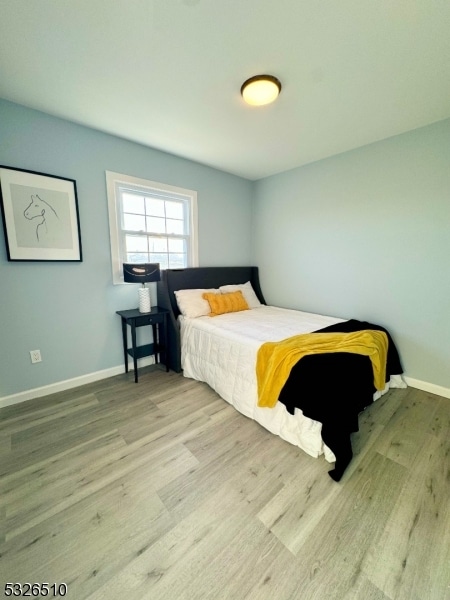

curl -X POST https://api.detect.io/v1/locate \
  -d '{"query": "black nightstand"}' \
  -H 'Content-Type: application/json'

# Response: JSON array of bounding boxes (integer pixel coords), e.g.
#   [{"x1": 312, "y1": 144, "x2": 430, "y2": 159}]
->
[{"x1": 116, "y1": 307, "x2": 169, "y2": 383}]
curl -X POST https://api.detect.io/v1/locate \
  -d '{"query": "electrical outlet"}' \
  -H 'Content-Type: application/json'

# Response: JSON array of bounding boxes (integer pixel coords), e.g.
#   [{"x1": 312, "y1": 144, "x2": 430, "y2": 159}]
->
[{"x1": 30, "y1": 349, "x2": 42, "y2": 363}]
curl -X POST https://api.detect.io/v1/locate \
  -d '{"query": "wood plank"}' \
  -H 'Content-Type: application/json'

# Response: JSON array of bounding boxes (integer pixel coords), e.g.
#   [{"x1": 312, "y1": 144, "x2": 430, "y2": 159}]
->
[
  {"x1": 5, "y1": 441, "x2": 198, "y2": 541},
  {"x1": 0, "y1": 467, "x2": 174, "y2": 599},
  {"x1": 257, "y1": 459, "x2": 342, "y2": 556},
  {"x1": 364, "y1": 404, "x2": 450, "y2": 600},
  {"x1": 0, "y1": 433, "x2": 11, "y2": 457},
  {"x1": 83, "y1": 485, "x2": 261, "y2": 600},
  {"x1": 376, "y1": 387, "x2": 439, "y2": 468},
  {"x1": 0, "y1": 374, "x2": 448, "y2": 600},
  {"x1": 282, "y1": 452, "x2": 407, "y2": 600}
]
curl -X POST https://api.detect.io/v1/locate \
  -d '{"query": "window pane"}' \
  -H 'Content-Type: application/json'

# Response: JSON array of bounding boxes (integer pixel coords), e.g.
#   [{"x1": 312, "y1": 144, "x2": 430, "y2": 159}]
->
[
  {"x1": 146, "y1": 216, "x2": 165, "y2": 233},
  {"x1": 145, "y1": 197, "x2": 165, "y2": 217},
  {"x1": 148, "y1": 237, "x2": 168, "y2": 252},
  {"x1": 150, "y1": 253, "x2": 169, "y2": 270},
  {"x1": 122, "y1": 193, "x2": 145, "y2": 215},
  {"x1": 168, "y1": 238, "x2": 185, "y2": 253},
  {"x1": 166, "y1": 219, "x2": 184, "y2": 235},
  {"x1": 125, "y1": 235, "x2": 148, "y2": 252},
  {"x1": 165, "y1": 201, "x2": 183, "y2": 219},
  {"x1": 107, "y1": 170, "x2": 197, "y2": 284},
  {"x1": 127, "y1": 252, "x2": 149, "y2": 263},
  {"x1": 123, "y1": 213, "x2": 146, "y2": 232},
  {"x1": 169, "y1": 253, "x2": 186, "y2": 268}
]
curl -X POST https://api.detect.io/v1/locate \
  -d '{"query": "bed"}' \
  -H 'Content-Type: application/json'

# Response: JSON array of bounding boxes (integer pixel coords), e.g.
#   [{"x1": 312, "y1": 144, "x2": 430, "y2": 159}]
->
[{"x1": 157, "y1": 266, "x2": 406, "y2": 480}]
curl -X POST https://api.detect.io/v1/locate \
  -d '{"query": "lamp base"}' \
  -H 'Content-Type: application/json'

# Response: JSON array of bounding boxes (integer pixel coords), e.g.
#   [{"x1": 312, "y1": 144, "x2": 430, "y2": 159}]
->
[{"x1": 138, "y1": 287, "x2": 151, "y2": 313}]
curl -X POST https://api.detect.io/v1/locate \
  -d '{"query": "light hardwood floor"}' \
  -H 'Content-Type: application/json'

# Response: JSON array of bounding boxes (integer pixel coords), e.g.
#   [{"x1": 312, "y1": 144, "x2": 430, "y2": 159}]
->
[{"x1": 0, "y1": 367, "x2": 449, "y2": 600}]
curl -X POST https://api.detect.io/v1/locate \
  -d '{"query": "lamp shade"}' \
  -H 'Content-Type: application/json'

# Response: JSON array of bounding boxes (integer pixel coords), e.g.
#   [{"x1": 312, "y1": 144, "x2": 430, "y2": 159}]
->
[{"x1": 123, "y1": 263, "x2": 161, "y2": 284}]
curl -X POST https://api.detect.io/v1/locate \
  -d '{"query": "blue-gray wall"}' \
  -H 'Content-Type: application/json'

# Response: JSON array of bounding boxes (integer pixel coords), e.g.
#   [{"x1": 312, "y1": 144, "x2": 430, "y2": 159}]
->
[
  {"x1": 0, "y1": 99, "x2": 253, "y2": 397},
  {"x1": 253, "y1": 119, "x2": 450, "y2": 389},
  {"x1": 1, "y1": 99, "x2": 448, "y2": 398}
]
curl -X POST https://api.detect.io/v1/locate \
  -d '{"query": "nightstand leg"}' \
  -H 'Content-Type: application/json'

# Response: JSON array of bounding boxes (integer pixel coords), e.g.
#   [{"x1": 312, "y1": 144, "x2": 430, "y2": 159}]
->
[
  {"x1": 131, "y1": 321, "x2": 138, "y2": 383},
  {"x1": 163, "y1": 314, "x2": 169, "y2": 372},
  {"x1": 121, "y1": 318, "x2": 128, "y2": 373},
  {"x1": 152, "y1": 324, "x2": 158, "y2": 364}
]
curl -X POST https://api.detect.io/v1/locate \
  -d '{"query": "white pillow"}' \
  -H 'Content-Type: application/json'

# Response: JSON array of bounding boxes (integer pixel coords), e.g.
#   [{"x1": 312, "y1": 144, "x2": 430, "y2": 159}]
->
[
  {"x1": 174, "y1": 288, "x2": 219, "y2": 318},
  {"x1": 219, "y1": 281, "x2": 262, "y2": 309}
]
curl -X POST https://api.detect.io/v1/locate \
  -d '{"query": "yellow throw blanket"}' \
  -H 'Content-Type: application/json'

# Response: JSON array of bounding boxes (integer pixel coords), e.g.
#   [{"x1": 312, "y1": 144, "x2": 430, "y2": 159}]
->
[{"x1": 256, "y1": 330, "x2": 388, "y2": 408}]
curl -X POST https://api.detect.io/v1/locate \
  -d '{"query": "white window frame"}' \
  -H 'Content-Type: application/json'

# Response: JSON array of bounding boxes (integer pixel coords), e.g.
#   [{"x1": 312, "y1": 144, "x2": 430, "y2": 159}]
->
[{"x1": 106, "y1": 171, "x2": 198, "y2": 284}]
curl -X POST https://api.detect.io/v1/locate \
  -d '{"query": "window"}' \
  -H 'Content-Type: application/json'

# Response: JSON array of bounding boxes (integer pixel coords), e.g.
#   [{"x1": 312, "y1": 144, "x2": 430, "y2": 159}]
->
[{"x1": 106, "y1": 171, "x2": 198, "y2": 284}]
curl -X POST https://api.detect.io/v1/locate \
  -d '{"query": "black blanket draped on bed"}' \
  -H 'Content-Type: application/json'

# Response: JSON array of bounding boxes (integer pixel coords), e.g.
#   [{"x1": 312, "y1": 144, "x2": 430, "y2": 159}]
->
[{"x1": 277, "y1": 320, "x2": 403, "y2": 482}]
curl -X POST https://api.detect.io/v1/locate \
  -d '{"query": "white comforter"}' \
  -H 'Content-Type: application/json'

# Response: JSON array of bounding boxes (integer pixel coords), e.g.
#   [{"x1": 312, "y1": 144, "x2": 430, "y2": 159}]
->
[{"x1": 180, "y1": 306, "x2": 405, "y2": 463}]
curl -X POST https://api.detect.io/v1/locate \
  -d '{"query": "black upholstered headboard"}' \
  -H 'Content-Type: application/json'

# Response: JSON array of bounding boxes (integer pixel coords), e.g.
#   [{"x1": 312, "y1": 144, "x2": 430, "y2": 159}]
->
[{"x1": 156, "y1": 266, "x2": 266, "y2": 373}]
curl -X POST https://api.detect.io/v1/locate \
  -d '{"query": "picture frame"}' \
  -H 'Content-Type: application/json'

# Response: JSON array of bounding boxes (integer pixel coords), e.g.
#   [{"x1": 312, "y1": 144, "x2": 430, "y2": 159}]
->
[{"x1": 0, "y1": 165, "x2": 82, "y2": 262}]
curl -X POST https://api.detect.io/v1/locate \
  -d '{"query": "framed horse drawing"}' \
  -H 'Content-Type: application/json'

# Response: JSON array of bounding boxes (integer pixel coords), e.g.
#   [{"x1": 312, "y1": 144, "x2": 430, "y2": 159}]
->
[{"x1": 0, "y1": 166, "x2": 82, "y2": 261}]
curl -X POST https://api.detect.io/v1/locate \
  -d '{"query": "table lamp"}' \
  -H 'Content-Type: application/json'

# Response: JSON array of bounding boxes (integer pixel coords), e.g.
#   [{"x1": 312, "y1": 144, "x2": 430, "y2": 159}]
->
[{"x1": 123, "y1": 263, "x2": 161, "y2": 313}]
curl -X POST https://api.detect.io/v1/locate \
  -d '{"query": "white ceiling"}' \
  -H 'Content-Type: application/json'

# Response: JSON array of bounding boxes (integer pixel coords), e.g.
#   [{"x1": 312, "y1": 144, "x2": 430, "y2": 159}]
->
[{"x1": 1, "y1": 0, "x2": 449, "y2": 180}]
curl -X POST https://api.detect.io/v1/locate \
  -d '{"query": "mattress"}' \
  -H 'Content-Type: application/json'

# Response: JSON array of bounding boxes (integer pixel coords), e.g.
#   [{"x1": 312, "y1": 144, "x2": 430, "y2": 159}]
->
[{"x1": 180, "y1": 305, "x2": 405, "y2": 463}]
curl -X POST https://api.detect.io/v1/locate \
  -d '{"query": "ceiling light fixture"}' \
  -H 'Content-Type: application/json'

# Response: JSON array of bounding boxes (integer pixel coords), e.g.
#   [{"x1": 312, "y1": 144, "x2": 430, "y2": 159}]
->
[{"x1": 241, "y1": 75, "x2": 282, "y2": 106}]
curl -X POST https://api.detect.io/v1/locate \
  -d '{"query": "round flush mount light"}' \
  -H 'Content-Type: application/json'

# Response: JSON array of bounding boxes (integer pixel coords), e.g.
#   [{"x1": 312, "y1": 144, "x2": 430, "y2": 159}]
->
[{"x1": 241, "y1": 74, "x2": 282, "y2": 106}]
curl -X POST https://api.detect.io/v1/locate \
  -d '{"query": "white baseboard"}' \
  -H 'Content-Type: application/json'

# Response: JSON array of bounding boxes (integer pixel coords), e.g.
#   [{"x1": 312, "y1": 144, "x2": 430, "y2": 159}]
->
[
  {"x1": 404, "y1": 376, "x2": 450, "y2": 399},
  {"x1": 1, "y1": 365, "x2": 448, "y2": 410},
  {"x1": 0, "y1": 357, "x2": 154, "y2": 409}
]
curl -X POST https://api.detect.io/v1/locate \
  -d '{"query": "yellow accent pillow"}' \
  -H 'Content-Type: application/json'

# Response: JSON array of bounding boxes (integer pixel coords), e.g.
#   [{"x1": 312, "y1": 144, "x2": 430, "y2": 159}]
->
[{"x1": 202, "y1": 290, "x2": 249, "y2": 316}]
